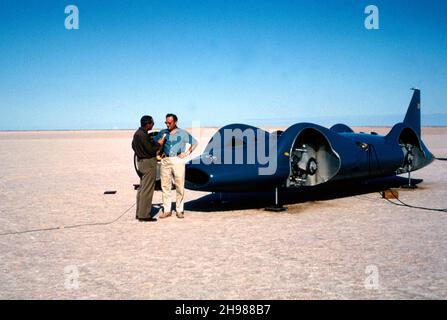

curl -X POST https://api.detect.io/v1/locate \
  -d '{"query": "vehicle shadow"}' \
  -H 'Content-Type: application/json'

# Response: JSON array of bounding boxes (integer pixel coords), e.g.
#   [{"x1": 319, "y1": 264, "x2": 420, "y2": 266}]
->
[{"x1": 184, "y1": 176, "x2": 423, "y2": 212}]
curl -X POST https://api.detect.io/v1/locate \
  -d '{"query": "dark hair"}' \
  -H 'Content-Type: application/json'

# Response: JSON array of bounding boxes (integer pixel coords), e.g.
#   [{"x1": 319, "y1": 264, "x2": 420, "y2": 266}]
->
[
  {"x1": 166, "y1": 113, "x2": 178, "y2": 122},
  {"x1": 140, "y1": 115, "x2": 153, "y2": 127}
]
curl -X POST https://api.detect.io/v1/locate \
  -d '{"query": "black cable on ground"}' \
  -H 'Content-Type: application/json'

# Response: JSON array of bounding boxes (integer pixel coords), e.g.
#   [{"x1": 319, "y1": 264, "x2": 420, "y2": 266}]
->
[
  {"x1": 0, "y1": 203, "x2": 136, "y2": 237},
  {"x1": 381, "y1": 190, "x2": 447, "y2": 213}
]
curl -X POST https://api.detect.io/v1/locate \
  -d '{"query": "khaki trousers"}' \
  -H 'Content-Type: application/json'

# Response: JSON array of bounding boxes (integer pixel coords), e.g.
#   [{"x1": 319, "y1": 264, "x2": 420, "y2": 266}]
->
[
  {"x1": 160, "y1": 157, "x2": 186, "y2": 213},
  {"x1": 136, "y1": 157, "x2": 157, "y2": 219}
]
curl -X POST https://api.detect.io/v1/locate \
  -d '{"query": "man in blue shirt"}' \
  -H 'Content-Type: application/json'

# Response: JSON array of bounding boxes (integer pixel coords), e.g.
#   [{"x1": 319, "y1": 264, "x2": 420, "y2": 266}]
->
[{"x1": 155, "y1": 113, "x2": 198, "y2": 218}]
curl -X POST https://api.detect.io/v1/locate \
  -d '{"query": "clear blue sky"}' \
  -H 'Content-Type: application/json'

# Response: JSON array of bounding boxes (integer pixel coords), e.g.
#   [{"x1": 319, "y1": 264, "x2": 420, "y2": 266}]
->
[{"x1": 0, "y1": 0, "x2": 446, "y2": 130}]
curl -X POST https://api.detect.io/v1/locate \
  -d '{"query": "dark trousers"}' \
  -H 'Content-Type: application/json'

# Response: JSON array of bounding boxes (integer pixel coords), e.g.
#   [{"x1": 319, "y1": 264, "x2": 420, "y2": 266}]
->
[{"x1": 136, "y1": 157, "x2": 157, "y2": 219}]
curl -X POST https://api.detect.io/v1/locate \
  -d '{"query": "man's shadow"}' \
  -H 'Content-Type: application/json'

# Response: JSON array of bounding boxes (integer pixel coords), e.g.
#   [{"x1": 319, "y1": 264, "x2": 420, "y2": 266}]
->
[
  {"x1": 149, "y1": 204, "x2": 164, "y2": 217},
  {"x1": 184, "y1": 176, "x2": 423, "y2": 212}
]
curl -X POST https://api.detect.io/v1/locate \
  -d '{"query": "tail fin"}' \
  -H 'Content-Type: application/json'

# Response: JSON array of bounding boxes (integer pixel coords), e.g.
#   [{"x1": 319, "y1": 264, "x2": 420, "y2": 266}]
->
[{"x1": 403, "y1": 88, "x2": 421, "y2": 137}]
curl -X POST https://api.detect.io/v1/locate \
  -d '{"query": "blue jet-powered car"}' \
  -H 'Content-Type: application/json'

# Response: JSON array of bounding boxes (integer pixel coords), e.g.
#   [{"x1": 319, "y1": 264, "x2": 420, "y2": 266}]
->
[{"x1": 184, "y1": 89, "x2": 434, "y2": 201}]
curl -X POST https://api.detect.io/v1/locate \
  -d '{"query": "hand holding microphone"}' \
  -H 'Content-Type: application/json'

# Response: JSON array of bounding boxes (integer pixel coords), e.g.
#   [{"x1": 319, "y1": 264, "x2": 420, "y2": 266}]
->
[{"x1": 157, "y1": 133, "x2": 167, "y2": 145}]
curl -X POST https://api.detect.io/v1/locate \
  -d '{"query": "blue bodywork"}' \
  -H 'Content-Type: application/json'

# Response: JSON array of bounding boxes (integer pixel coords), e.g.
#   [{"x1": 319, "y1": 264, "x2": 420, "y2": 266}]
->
[{"x1": 185, "y1": 89, "x2": 434, "y2": 192}]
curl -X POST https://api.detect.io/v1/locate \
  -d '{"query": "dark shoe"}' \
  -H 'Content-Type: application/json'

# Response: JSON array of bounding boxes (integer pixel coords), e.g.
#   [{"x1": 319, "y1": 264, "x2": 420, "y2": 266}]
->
[{"x1": 138, "y1": 217, "x2": 157, "y2": 222}]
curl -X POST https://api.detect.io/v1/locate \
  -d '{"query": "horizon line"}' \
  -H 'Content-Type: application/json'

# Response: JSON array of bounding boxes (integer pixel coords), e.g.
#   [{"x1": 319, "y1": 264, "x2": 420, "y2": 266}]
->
[{"x1": 1, "y1": 125, "x2": 447, "y2": 133}]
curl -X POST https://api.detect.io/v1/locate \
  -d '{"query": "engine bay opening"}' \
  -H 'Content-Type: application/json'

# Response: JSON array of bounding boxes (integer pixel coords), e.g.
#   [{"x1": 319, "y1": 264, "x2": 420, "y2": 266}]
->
[
  {"x1": 288, "y1": 128, "x2": 340, "y2": 187},
  {"x1": 398, "y1": 128, "x2": 425, "y2": 173}
]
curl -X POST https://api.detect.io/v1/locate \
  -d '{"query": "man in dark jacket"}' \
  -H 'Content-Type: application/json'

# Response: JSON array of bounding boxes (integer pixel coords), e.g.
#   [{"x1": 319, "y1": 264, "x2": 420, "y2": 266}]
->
[{"x1": 132, "y1": 115, "x2": 164, "y2": 222}]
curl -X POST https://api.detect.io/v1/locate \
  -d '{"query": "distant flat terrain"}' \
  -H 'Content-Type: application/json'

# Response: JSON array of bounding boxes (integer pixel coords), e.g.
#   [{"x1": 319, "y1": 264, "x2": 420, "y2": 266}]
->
[{"x1": 0, "y1": 127, "x2": 446, "y2": 299}]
